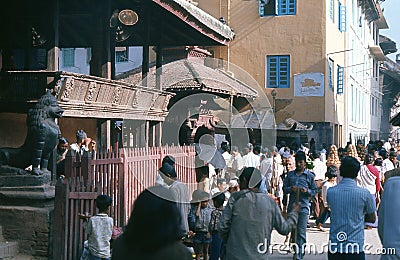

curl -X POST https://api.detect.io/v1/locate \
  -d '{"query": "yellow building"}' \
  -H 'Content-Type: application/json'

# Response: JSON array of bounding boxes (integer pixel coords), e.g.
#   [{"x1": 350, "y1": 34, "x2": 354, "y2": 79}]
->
[{"x1": 197, "y1": 0, "x2": 385, "y2": 148}]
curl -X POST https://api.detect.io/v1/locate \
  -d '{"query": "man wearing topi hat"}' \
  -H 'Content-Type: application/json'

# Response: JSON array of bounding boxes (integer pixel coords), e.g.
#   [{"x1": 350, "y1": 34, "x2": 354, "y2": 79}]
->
[
  {"x1": 156, "y1": 157, "x2": 190, "y2": 239},
  {"x1": 218, "y1": 167, "x2": 300, "y2": 259}
]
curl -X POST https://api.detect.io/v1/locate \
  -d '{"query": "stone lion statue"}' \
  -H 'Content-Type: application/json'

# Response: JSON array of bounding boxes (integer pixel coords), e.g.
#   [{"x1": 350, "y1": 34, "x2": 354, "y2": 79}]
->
[{"x1": 0, "y1": 91, "x2": 64, "y2": 175}]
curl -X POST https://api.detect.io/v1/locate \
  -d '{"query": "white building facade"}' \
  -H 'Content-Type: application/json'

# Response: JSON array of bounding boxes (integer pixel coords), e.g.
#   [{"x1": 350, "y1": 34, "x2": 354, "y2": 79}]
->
[{"x1": 345, "y1": 0, "x2": 387, "y2": 145}]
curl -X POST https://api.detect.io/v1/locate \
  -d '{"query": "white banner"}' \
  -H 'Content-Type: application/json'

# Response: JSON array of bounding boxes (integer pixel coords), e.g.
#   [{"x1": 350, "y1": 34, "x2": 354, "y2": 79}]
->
[{"x1": 294, "y1": 73, "x2": 325, "y2": 97}]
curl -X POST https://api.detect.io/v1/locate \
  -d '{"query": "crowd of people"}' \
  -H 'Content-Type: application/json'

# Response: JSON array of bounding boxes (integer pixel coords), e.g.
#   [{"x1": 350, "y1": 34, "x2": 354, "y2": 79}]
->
[
  {"x1": 75, "y1": 138, "x2": 400, "y2": 260},
  {"x1": 56, "y1": 129, "x2": 96, "y2": 177}
]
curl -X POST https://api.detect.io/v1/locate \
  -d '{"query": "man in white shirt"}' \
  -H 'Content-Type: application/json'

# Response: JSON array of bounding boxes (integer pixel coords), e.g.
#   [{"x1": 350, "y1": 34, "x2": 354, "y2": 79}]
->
[
  {"x1": 380, "y1": 149, "x2": 395, "y2": 178},
  {"x1": 260, "y1": 150, "x2": 273, "y2": 190},
  {"x1": 310, "y1": 151, "x2": 327, "y2": 219},
  {"x1": 242, "y1": 143, "x2": 260, "y2": 168},
  {"x1": 228, "y1": 146, "x2": 243, "y2": 178},
  {"x1": 69, "y1": 129, "x2": 96, "y2": 156},
  {"x1": 221, "y1": 142, "x2": 232, "y2": 181},
  {"x1": 312, "y1": 151, "x2": 327, "y2": 181}
]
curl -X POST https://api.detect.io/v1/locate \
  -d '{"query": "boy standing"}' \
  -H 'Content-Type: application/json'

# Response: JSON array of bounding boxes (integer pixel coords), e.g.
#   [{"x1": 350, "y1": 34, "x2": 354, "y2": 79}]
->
[
  {"x1": 283, "y1": 151, "x2": 318, "y2": 260},
  {"x1": 316, "y1": 166, "x2": 338, "y2": 231},
  {"x1": 79, "y1": 194, "x2": 113, "y2": 260}
]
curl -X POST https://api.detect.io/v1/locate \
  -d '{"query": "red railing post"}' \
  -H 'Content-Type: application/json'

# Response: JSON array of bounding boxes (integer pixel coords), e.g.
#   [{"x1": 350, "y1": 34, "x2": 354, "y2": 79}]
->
[
  {"x1": 158, "y1": 146, "x2": 164, "y2": 168},
  {"x1": 64, "y1": 149, "x2": 76, "y2": 179},
  {"x1": 81, "y1": 151, "x2": 92, "y2": 184},
  {"x1": 119, "y1": 148, "x2": 128, "y2": 227}
]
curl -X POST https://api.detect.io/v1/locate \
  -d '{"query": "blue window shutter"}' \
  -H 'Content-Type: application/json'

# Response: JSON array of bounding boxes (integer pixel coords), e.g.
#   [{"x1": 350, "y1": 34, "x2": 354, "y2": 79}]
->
[
  {"x1": 279, "y1": 56, "x2": 290, "y2": 88},
  {"x1": 278, "y1": 0, "x2": 284, "y2": 15},
  {"x1": 337, "y1": 1, "x2": 341, "y2": 30},
  {"x1": 288, "y1": 0, "x2": 296, "y2": 14},
  {"x1": 259, "y1": 0, "x2": 265, "y2": 17},
  {"x1": 330, "y1": 0, "x2": 334, "y2": 21},
  {"x1": 267, "y1": 56, "x2": 278, "y2": 88},
  {"x1": 267, "y1": 55, "x2": 290, "y2": 88},
  {"x1": 337, "y1": 65, "x2": 344, "y2": 94},
  {"x1": 340, "y1": 5, "x2": 347, "y2": 32},
  {"x1": 328, "y1": 59, "x2": 333, "y2": 91},
  {"x1": 278, "y1": 0, "x2": 296, "y2": 16}
]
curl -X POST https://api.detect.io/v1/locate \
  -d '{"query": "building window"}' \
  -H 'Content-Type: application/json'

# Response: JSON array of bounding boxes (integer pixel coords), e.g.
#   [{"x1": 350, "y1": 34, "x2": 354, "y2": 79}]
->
[
  {"x1": 337, "y1": 65, "x2": 344, "y2": 94},
  {"x1": 330, "y1": 0, "x2": 334, "y2": 21},
  {"x1": 267, "y1": 55, "x2": 290, "y2": 88},
  {"x1": 350, "y1": 84, "x2": 354, "y2": 122},
  {"x1": 356, "y1": 89, "x2": 359, "y2": 123},
  {"x1": 63, "y1": 48, "x2": 75, "y2": 67},
  {"x1": 86, "y1": 48, "x2": 92, "y2": 65},
  {"x1": 278, "y1": 0, "x2": 296, "y2": 15},
  {"x1": 370, "y1": 96, "x2": 373, "y2": 116},
  {"x1": 373, "y1": 60, "x2": 378, "y2": 79},
  {"x1": 328, "y1": 59, "x2": 334, "y2": 91},
  {"x1": 259, "y1": 0, "x2": 296, "y2": 16},
  {"x1": 115, "y1": 47, "x2": 129, "y2": 63},
  {"x1": 372, "y1": 96, "x2": 376, "y2": 116},
  {"x1": 338, "y1": 1, "x2": 347, "y2": 32}
]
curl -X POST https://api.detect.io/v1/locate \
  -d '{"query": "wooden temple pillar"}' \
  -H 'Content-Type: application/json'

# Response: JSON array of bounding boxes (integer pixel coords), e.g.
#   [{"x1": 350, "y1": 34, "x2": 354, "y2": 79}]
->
[
  {"x1": 88, "y1": 0, "x2": 115, "y2": 150},
  {"x1": 47, "y1": 0, "x2": 59, "y2": 71}
]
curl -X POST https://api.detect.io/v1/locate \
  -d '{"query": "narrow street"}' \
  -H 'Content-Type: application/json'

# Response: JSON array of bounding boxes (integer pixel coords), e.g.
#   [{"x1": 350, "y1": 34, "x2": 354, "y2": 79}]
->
[{"x1": 269, "y1": 219, "x2": 383, "y2": 259}]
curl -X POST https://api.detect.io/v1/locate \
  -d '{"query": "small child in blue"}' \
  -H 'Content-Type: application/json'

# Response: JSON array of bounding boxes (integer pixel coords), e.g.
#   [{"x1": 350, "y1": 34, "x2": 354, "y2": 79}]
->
[
  {"x1": 193, "y1": 191, "x2": 212, "y2": 260},
  {"x1": 209, "y1": 192, "x2": 225, "y2": 260}
]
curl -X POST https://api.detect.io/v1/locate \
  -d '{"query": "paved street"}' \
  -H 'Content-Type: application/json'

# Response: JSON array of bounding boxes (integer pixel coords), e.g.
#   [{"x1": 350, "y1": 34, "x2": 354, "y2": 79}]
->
[{"x1": 269, "y1": 219, "x2": 383, "y2": 259}]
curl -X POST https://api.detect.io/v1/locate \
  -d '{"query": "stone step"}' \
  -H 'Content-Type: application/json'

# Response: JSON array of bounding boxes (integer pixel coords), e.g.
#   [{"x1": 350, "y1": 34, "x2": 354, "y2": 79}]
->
[
  {"x1": 0, "y1": 174, "x2": 50, "y2": 187},
  {"x1": 2, "y1": 254, "x2": 33, "y2": 260},
  {"x1": 0, "y1": 241, "x2": 18, "y2": 259}
]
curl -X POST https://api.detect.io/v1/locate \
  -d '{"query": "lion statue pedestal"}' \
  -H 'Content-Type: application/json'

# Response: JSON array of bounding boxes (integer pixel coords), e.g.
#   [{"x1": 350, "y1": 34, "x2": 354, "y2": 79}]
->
[{"x1": 0, "y1": 91, "x2": 63, "y2": 258}]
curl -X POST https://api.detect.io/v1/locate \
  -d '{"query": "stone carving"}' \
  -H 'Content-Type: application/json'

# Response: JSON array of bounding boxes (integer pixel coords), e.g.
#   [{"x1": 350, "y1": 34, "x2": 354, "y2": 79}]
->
[
  {"x1": 0, "y1": 91, "x2": 64, "y2": 175},
  {"x1": 112, "y1": 86, "x2": 121, "y2": 106},
  {"x1": 132, "y1": 89, "x2": 140, "y2": 106},
  {"x1": 163, "y1": 95, "x2": 172, "y2": 111},
  {"x1": 61, "y1": 77, "x2": 74, "y2": 101},
  {"x1": 86, "y1": 81, "x2": 97, "y2": 103}
]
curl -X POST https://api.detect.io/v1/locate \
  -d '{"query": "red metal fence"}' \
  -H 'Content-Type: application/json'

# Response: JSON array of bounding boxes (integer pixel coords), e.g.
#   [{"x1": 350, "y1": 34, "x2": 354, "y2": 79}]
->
[{"x1": 53, "y1": 145, "x2": 196, "y2": 260}]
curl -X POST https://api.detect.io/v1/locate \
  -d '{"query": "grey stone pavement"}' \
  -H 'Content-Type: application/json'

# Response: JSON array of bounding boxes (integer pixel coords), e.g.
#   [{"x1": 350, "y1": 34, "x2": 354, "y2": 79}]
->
[{"x1": 269, "y1": 219, "x2": 383, "y2": 259}]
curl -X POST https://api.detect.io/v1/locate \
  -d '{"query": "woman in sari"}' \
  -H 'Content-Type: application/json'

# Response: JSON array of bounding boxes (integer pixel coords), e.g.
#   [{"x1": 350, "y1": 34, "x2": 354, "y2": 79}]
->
[{"x1": 357, "y1": 153, "x2": 380, "y2": 229}]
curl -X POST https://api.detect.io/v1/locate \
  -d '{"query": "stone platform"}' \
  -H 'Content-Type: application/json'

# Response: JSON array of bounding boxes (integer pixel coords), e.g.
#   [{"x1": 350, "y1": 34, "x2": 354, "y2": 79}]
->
[
  {"x1": 0, "y1": 173, "x2": 51, "y2": 188},
  {"x1": 0, "y1": 173, "x2": 54, "y2": 259}
]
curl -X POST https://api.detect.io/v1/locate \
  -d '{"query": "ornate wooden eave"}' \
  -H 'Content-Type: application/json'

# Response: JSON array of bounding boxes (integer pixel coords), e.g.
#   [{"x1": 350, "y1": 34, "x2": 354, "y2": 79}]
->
[
  {"x1": 0, "y1": 71, "x2": 174, "y2": 121},
  {"x1": 381, "y1": 60, "x2": 400, "y2": 83},
  {"x1": 380, "y1": 35, "x2": 397, "y2": 56},
  {"x1": 56, "y1": 72, "x2": 173, "y2": 121},
  {"x1": 359, "y1": 0, "x2": 380, "y2": 23},
  {"x1": 0, "y1": 0, "x2": 235, "y2": 49},
  {"x1": 153, "y1": 0, "x2": 235, "y2": 45}
]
